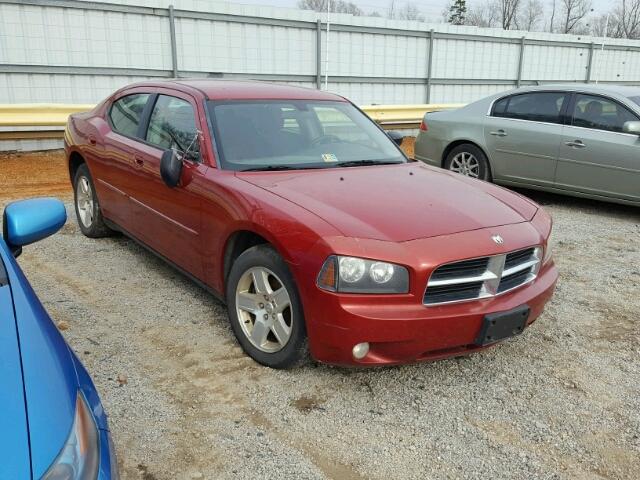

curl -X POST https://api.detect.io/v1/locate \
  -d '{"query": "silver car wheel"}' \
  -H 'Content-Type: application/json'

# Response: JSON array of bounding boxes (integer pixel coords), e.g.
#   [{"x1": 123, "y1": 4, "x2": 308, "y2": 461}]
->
[
  {"x1": 450, "y1": 152, "x2": 480, "y2": 178},
  {"x1": 76, "y1": 176, "x2": 95, "y2": 228},
  {"x1": 235, "y1": 267, "x2": 293, "y2": 353}
]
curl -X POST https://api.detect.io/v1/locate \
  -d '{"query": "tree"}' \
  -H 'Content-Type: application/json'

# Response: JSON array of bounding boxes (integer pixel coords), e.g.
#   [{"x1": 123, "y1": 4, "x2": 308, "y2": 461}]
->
[
  {"x1": 515, "y1": 0, "x2": 544, "y2": 31},
  {"x1": 448, "y1": 0, "x2": 467, "y2": 25},
  {"x1": 559, "y1": 0, "x2": 591, "y2": 33},
  {"x1": 499, "y1": 0, "x2": 521, "y2": 29},
  {"x1": 611, "y1": 0, "x2": 640, "y2": 39},
  {"x1": 387, "y1": 1, "x2": 425, "y2": 21},
  {"x1": 466, "y1": 1, "x2": 501, "y2": 28},
  {"x1": 297, "y1": 0, "x2": 363, "y2": 16}
]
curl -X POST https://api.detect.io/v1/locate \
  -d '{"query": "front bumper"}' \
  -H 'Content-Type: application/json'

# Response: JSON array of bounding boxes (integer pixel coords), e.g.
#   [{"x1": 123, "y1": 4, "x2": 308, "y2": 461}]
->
[
  {"x1": 305, "y1": 261, "x2": 557, "y2": 366},
  {"x1": 298, "y1": 218, "x2": 557, "y2": 366}
]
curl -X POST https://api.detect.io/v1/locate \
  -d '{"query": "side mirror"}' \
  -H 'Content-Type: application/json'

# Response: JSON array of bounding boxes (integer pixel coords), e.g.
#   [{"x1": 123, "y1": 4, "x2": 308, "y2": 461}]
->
[
  {"x1": 387, "y1": 131, "x2": 405, "y2": 146},
  {"x1": 3, "y1": 198, "x2": 66, "y2": 257},
  {"x1": 623, "y1": 121, "x2": 640, "y2": 135},
  {"x1": 160, "y1": 149, "x2": 183, "y2": 188}
]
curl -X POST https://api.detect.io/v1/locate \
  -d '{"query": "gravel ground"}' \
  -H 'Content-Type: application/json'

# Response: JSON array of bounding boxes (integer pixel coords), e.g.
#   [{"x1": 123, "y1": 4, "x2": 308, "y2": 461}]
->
[{"x1": 1, "y1": 153, "x2": 639, "y2": 479}]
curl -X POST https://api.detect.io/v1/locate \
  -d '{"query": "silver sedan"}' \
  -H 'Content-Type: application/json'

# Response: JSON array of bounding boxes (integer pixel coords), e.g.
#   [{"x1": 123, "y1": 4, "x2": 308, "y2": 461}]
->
[{"x1": 414, "y1": 85, "x2": 640, "y2": 206}]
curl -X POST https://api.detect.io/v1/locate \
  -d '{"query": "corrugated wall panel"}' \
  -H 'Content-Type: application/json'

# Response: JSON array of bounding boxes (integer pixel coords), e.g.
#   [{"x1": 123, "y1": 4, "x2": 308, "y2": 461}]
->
[
  {"x1": 0, "y1": 3, "x2": 171, "y2": 69},
  {"x1": 320, "y1": 31, "x2": 428, "y2": 78},
  {"x1": 432, "y1": 38, "x2": 520, "y2": 80},
  {"x1": 327, "y1": 83, "x2": 426, "y2": 105},
  {"x1": 522, "y1": 45, "x2": 588, "y2": 81},
  {"x1": 0, "y1": 73, "x2": 156, "y2": 103},
  {"x1": 430, "y1": 84, "x2": 512, "y2": 104},
  {"x1": 591, "y1": 48, "x2": 640, "y2": 83}
]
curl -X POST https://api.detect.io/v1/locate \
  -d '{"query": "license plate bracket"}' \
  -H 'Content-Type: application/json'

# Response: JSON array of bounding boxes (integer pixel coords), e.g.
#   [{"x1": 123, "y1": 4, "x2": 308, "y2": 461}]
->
[{"x1": 475, "y1": 305, "x2": 530, "y2": 346}]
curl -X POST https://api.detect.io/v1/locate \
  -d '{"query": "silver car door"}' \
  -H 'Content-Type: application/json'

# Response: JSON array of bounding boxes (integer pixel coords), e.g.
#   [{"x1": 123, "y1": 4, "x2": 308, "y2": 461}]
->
[
  {"x1": 556, "y1": 93, "x2": 640, "y2": 203},
  {"x1": 484, "y1": 91, "x2": 568, "y2": 187}
]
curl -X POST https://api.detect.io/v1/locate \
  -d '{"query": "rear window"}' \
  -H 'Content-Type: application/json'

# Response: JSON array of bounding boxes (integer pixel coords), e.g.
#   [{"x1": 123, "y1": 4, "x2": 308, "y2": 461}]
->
[
  {"x1": 109, "y1": 94, "x2": 150, "y2": 137},
  {"x1": 492, "y1": 92, "x2": 567, "y2": 124}
]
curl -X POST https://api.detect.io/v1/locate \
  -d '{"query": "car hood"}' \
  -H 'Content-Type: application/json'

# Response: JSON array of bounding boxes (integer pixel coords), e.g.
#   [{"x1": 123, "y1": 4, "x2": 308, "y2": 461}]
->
[
  {"x1": 238, "y1": 163, "x2": 538, "y2": 242},
  {"x1": 0, "y1": 241, "x2": 78, "y2": 479}
]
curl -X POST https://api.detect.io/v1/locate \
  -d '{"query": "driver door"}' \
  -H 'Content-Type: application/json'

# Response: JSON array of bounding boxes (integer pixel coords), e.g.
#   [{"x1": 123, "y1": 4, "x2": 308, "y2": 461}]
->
[{"x1": 127, "y1": 92, "x2": 209, "y2": 281}]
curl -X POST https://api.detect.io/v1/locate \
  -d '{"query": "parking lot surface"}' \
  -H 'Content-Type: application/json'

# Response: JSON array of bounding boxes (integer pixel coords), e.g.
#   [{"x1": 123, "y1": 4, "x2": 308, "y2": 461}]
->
[{"x1": 1, "y1": 151, "x2": 639, "y2": 479}]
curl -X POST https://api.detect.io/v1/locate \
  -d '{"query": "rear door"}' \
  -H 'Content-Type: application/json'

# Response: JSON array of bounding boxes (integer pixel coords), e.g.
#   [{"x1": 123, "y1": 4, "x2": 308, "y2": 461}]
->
[
  {"x1": 484, "y1": 91, "x2": 569, "y2": 187},
  {"x1": 97, "y1": 91, "x2": 152, "y2": 230},
  {"x1": 127, "y1": 91, "x2": 208, "y2": 280},
  {"x1": 556, "y1": 93, "x2": 640, "y2": 202}
]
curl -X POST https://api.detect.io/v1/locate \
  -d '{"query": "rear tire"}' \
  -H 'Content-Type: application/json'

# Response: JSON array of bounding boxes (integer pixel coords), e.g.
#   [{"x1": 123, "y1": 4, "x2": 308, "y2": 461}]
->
[
  {"x1": 226, "y1": 245, "x2": 309, "y2": 369},
  {"x1": 73, "y1": 163, "x2": 113, "y2": 238},
  {"x1": 444, "y1": 144, "x2": 492, "y2": 181}
]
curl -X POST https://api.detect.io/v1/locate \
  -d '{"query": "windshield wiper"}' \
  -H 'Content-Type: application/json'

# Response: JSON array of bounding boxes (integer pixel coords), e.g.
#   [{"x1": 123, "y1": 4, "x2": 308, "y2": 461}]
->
[
  {"x1": 335, "y1": 160, "x2": 404, "y2": 168},
  {"x1": 241, "y1": 165, "x2": 324, "y2": 172}
]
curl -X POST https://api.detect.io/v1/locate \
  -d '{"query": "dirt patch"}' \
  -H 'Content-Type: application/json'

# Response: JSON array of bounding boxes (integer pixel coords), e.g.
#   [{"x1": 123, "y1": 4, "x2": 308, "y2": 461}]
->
[{"x1": 0, "y1": 149, "x2": 71, "y2": 201}]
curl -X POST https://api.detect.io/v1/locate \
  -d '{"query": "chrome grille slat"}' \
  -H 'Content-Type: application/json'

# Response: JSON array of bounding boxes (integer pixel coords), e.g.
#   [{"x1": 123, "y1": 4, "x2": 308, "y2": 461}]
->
[{"x1": 424, "y1": 246, "x2": 542, "y2": 306}]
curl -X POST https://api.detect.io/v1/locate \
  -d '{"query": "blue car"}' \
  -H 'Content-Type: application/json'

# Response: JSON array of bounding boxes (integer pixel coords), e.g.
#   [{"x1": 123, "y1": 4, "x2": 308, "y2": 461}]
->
[{"x1": 0, "y1": 198, "x2": 117, "y2": 479}]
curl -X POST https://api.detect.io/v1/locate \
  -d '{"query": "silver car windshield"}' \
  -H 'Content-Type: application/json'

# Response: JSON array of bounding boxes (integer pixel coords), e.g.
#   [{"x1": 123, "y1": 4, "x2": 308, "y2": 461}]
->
[{"x1": 207, "y1": 100, "x2": 405, "y2": 171}]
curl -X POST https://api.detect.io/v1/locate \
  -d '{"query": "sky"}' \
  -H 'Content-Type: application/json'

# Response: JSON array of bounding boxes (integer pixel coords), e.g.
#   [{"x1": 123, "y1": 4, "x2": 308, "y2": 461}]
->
[{"x1": 230, "y1": 0, "x2": 614, "y2": 23}]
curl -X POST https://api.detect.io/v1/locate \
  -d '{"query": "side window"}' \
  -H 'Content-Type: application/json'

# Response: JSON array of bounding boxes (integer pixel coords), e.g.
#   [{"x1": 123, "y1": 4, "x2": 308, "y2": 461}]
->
[
  {"x1": 572, "y1": 94, "x2": 639, "y2": 133},
  {"x1": 493, "y1": 92, "x2": 567, "y2": 124},
  {"x1": 109, "y1": 94, "x2": 150, "y2": 137},
  {"x1": 146, "y1": 95, "x2": 200, "y2": 158},
  {"x1": 492, "y1": 97, "x2": 508, "y2": 116}
]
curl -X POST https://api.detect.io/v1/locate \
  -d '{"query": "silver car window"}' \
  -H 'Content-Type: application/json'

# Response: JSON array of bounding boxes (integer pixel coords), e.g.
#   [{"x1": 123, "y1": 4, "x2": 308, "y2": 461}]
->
[
  {"x1": 492, "y1": 92, "x2": 567, "y2": 124},
  {"x1": 571, "y1": 94, "x2": 639, "y2": 133}
]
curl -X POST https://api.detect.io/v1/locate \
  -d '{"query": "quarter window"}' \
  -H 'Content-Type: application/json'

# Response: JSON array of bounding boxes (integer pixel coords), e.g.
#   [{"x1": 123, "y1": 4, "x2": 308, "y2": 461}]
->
[
  {"x1": 492, "y1": 92, "x2": 567, "y2": 124},
  {"x1": 109, "y1": 94, "x2": 150, "y2": 137},
  {"x1": 146, "y1": 95, "x2": 200, "y2": 158},
  {"x1": 571, "y1": 94, "x2": 639, "y2": 133}
]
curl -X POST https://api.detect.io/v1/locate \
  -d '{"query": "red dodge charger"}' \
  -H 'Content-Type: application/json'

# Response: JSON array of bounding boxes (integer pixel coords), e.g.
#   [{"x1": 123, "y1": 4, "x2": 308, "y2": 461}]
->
[{"x1": 65, "y1": 80, "x2": 557, "y2": 368}]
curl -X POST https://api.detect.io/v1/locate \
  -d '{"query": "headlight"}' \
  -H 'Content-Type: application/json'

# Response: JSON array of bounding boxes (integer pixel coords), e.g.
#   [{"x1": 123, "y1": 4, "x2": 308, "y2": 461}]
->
[
  {"x1": 317, "y1": 256, "x2": 409, "y2": 293},
  {"x1": 42, "y1": 393, "x2": 99, "y2": 480}
]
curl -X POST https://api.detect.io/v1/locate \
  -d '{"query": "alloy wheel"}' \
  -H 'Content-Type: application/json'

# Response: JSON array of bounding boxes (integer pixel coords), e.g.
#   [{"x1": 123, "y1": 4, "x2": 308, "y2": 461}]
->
[
  {"x1": 449, "y1": 152, "x2": 480, "y2": 178},
  {"x1": 76, "y1": 176, "x2": 95, "y2": 228},
  {"x1": 235, "y1": 267, "x2": 293, "y2": 353}
]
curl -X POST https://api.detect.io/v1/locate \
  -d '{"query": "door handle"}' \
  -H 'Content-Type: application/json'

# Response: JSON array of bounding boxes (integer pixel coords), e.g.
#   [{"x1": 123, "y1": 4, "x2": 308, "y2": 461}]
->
[
  {"x1": 490, "y1": 130, "x2": 507, "y2": 137},
  {"x1": 133, "y1": 155, "x2": 144, "y2": 167},
  {"x1": 565, "y1": 140, "x2": 586, "y2": 148}
]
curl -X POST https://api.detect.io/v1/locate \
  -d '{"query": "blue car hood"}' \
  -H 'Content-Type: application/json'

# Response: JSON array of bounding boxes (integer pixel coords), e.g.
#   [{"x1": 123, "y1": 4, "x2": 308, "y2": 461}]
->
[{"x1": 0, "y1": 240, "x2": 108, "y2": 479}]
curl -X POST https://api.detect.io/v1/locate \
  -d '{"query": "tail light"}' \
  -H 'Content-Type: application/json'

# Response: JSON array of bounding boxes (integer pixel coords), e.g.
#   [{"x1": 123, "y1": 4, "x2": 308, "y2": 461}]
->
[{"x1": 419, "y1": 119, "x2": 428, "y2": 131}]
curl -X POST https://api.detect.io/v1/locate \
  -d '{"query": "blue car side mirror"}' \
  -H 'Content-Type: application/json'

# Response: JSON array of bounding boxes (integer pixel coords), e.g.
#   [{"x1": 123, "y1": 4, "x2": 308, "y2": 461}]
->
[{"x1": 2, "y1": 198, "x2": 67, "y2": 257}]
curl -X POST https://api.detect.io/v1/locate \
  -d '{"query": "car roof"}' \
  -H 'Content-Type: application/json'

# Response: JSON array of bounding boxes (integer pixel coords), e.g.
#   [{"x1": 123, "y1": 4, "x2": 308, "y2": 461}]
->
[
  {"x1": 506, "y1": 83, "x2": 640, "y2": 98},
  {"x1": 121, "y1": 79, "x2": 347, "y2": 102}
]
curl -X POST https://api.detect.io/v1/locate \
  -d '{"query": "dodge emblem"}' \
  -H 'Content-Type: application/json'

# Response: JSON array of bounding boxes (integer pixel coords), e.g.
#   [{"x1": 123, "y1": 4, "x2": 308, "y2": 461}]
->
[{"x1": 492, "y1": 235, "x2": 504, "y2": 245}]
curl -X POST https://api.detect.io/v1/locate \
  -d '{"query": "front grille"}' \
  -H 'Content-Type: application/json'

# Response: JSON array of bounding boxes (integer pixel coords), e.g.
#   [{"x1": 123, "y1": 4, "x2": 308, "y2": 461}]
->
[{"x1": 424, "y1": 246, "x2": 542, "y2": 305}]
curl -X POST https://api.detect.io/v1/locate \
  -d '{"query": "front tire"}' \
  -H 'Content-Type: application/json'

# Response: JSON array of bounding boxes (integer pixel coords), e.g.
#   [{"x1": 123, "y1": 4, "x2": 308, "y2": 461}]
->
[
  {"x1": 73, "y1": 163, "x2": 113, "y2": 238},
  {"x1": 226, "y1": 245, "x2": 308, "y2": 369},
  {"x1": 444, "y1": 144, "x2": 492, "y2": 181}
]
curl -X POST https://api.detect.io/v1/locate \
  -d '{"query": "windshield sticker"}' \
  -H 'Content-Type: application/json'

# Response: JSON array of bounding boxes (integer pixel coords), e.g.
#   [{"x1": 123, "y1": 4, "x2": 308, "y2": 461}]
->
[{"x1": 322, "y1": 153, "x2": 338, "y2": 163}]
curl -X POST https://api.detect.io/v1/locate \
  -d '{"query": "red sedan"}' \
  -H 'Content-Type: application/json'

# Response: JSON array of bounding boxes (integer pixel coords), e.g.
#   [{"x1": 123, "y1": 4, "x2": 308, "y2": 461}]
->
[{"x1": 65, "y1": 80, "x2": 557, "y2": 368}]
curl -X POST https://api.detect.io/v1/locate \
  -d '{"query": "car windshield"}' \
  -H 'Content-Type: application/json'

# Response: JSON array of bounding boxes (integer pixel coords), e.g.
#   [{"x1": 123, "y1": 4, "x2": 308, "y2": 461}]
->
[
  {"x1": 207, "y1": 100, "x2": 405, "y2": 171},
  {"x1": 629, "y1": 96, "x2": 640, "y2": 108}
]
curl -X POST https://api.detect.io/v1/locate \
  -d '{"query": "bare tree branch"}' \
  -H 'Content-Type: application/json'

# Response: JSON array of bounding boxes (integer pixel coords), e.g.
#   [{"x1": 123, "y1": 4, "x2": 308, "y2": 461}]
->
[{"x1": 560, "y1": 0, "x2": 591, "y2": 33}]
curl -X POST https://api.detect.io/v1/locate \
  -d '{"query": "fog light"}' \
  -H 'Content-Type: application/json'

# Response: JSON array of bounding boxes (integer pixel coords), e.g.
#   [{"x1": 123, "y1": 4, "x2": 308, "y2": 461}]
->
[{"x1": 352, "y1": 342, "x2": 369, "y2": 360}]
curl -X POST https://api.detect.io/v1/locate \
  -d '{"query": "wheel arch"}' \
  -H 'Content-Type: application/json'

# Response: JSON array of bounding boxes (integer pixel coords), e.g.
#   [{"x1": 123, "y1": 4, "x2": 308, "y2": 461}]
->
[
  {"x1": 68, "y1": 150, "x2": 86, "y2": 183},
  {"x1": 222, "y1": 230, "x2": 271, "y2": 287}
]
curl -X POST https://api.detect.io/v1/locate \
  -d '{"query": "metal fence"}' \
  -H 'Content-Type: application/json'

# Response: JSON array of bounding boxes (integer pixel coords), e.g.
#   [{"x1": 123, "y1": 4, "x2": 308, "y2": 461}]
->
[{"x1": 1, "y1": 0, "x2": 640, "y2": 150}]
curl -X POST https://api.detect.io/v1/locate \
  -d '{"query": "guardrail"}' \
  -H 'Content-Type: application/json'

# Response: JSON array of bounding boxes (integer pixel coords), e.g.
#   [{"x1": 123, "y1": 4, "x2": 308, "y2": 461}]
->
[{"x1": 0, "y1": 103, "x2": 464, "y2": 141}]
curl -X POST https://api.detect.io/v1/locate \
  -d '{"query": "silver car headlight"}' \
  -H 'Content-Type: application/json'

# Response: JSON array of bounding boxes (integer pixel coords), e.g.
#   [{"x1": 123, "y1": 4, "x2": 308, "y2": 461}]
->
[
  {"x1": 42, "y1": 393, "x2": 99, "y2": 480},
  {"x1": 317, "y1": 255, "x2": 409, "y2": 293}
]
